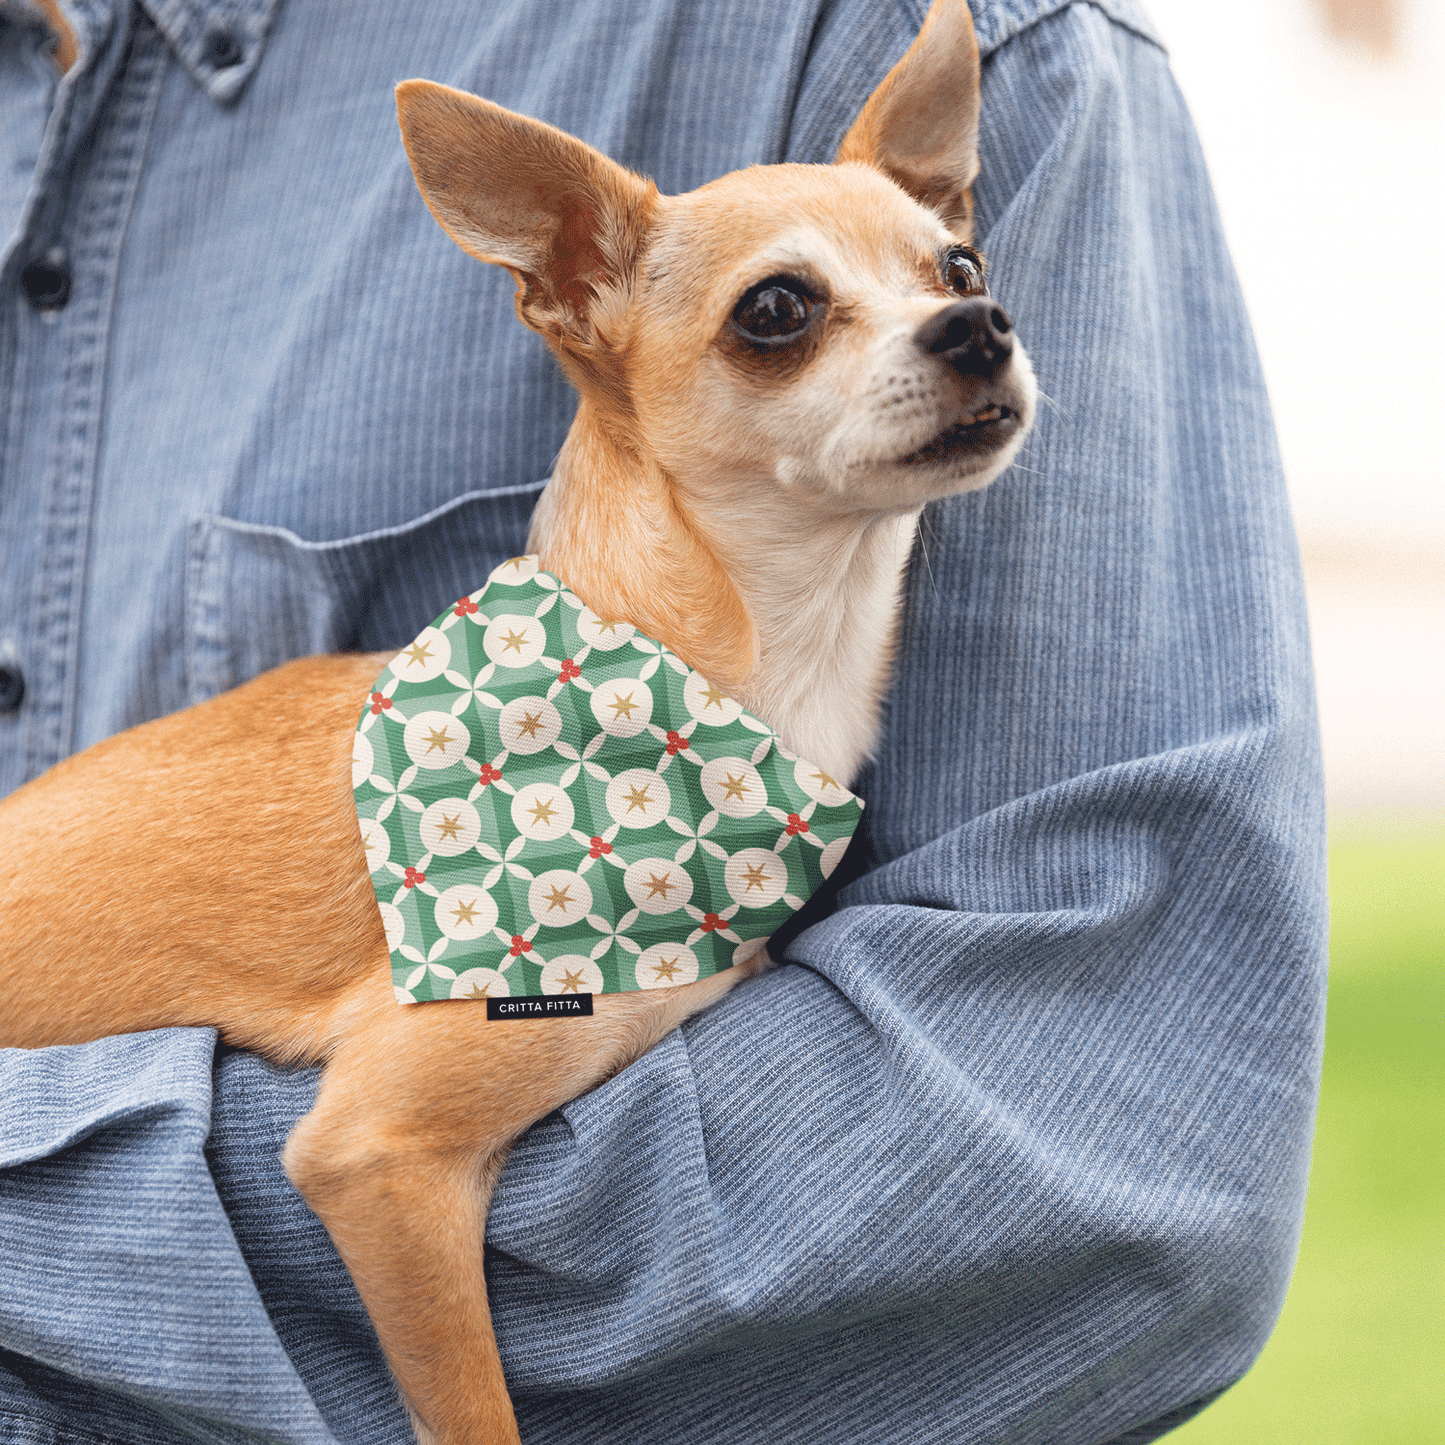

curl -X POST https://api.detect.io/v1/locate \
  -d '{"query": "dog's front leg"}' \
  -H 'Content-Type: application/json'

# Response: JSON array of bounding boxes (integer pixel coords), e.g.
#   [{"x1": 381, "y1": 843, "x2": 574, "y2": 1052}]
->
[
  {"x1": 294, "y1": 1143, "x2": 515, "y2": 1445},
  {"x1": 285, "y1": 962, "x2": 762, "y2": 1443},
  {"x1": 283, "y1": 1000, "x2": 536, "y2": 1445}
]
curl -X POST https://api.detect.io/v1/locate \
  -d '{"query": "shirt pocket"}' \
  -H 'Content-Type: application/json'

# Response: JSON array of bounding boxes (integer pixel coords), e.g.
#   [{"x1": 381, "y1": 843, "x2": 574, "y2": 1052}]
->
[{"x1": 185, "y1": 482, "x2": 545, "y2": 704}]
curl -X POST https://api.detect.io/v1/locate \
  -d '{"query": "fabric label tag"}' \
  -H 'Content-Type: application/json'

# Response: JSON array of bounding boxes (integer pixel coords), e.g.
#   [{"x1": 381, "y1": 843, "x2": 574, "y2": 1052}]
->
[{"x1": 487, "y1": 993, "x2": 594, "y2": 1020}]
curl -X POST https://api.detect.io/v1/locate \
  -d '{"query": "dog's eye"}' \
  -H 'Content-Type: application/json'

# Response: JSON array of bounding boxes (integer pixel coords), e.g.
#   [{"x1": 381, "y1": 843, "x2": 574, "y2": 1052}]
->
[
  {"x1": 733, "y1": 280, "x2": 812, "y2": 342},
  {"x1": 942, "y1": 248, "x2": 986, "y2": 296}
]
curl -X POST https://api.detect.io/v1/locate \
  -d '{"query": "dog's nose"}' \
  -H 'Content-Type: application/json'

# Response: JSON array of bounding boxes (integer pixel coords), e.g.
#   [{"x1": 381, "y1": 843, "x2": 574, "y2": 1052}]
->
[{"x1": 915, "y1": 298, "x2": 1014, "y2": 377}]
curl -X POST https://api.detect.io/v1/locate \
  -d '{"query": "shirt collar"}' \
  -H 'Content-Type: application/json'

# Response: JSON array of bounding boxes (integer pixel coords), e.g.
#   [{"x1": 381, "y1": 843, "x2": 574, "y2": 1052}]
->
[{"x1": 137, "y1": 0, "x2": 280, "y2": 103}]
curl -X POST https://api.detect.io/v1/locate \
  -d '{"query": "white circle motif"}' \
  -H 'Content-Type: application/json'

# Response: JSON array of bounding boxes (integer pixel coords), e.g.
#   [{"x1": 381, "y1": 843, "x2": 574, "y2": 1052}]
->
[
  {"x1": 819, "y1": 835, "x2": 851, "y2": 879},
  {"x1": 358, "y1": 817, "x2": 390, "y2": 873},
  {"x1": 450, "y1": 967, "x2": 510, "y2": 1000},
  {"x1": 527, "y1": 869, "x2": 593, "y2": 929},
  {"x1": 497, "y1": 696, "x2": 562, "y2": 755},
  {"x1": 634, "y1": 943, "x2": 700, "y2": 989},
  {"x1": 483, "y1": 613, "x2": 546, "y2": 669},
  {"x1": 404, "y1": 710, "x2": 471, "y2": 771},
  {"x1": 420, "y1": 797, "x2": 482, "y2": 857},
  {"x1": 725, "y1": 847, "x2": 787, "y2": 908},
  {"x1": 434, "y1": 883, "x2": 499, "y2": 940},
  {"x1": 576, "y1": 607, "x2": 635, "y2": 651},
  {"x1": 487, "y1": 555, "x2": 539, "y2": 587},
  {"x1": 389, "y1": 626, "x2": 451, "y2": 683},
  {"x1": 794, "y1": 758, "x2": 848, "y2": 806},
  {"x1": 684, "y1": 670, "x2": 743, "y2": 726},
  {"x1": 732, "y1": 937, "x2": 770, "y2": 969},
  {"x1": 623, "y1": 857, "x2": 692, "y2": 915},
  {"x1": 351, "y1": 730, "x2": 374, "y2": 789},
  {"x1": 377, "y1": 901, "x2": 405, "y2": 950},
  {"x1": 605, "y1": 768, "x2": 671, "y2": 829},
  {"x1": 700, "y1": 757, "x2": 767, "y2": 818},
  {"x1": 590, "y1": 677, "x2": 653, "y2": 738},
  {"x1": 540, "y1": 954, "x2": 605, "y2": 995},
  {"x1": 510, "y1": 781, "x2": 575, "y2": 841}
]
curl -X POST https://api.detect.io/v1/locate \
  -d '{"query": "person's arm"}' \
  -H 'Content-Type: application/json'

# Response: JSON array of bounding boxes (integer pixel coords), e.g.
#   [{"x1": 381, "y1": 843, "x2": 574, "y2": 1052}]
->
[
  {"x1": 0, "y1": 1031, "x2": 345, "y2": 1440},
  {"x1": 482, "y1": 5, "x2": 1326, "y2": 1441}
]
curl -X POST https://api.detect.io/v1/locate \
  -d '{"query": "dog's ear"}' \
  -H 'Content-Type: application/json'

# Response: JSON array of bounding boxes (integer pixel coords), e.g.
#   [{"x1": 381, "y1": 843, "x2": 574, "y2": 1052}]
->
[
  {"x1": 397, "y1": 82, "x2": 656, "y2": 376},
  {"x1": 835, "y1": 0, "x2": 981, "y2": 236}
]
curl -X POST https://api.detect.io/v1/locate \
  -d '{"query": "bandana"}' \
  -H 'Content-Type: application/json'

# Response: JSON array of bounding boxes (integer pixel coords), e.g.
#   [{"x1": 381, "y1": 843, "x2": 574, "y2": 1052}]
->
[{"x1": 353, "y1": 556, "x2": 863, "y2": 1004}]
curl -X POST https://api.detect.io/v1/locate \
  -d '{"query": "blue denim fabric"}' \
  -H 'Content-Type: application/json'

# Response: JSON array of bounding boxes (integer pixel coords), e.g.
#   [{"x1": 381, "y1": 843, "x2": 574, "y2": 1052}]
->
[{"x1": 0, "y1": 1, "x2": 1326, "y2": 1442}]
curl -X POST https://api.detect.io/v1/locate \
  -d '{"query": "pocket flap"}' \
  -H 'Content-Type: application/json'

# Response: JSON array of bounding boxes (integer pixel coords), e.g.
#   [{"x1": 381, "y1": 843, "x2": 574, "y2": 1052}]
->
[{"x1": 187, "y1": 482, "x2": 545, "y2": 702}]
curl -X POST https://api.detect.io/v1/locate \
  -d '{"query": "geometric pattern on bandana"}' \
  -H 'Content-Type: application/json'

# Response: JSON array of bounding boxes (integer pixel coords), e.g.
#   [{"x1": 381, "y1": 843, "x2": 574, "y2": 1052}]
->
[{"x1": 352, "y1": 556, "x2": 864, "y2": 1003}]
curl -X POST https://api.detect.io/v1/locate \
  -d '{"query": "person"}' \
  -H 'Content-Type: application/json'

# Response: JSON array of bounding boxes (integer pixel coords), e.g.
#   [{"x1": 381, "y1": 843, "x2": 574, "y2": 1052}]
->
[{"x1": 0, "y1": 0, "x2": 1327, "y2": 1440}]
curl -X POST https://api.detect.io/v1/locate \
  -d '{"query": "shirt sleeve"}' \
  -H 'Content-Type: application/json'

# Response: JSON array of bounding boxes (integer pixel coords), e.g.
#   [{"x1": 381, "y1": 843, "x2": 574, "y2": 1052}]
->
[
  {"x1": 483, "y1": 5, "x2": 1328, "y2": 1442},
  {"x1": 0, "y1": 4, "x2": 1326, "y2": 1444}
]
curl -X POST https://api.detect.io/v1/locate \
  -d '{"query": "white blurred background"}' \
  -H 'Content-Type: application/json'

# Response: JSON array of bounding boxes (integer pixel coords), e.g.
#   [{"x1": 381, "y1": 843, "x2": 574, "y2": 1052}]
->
[{"x1": 1145, "y1": 0, "x2": 1444, "y2": 815}]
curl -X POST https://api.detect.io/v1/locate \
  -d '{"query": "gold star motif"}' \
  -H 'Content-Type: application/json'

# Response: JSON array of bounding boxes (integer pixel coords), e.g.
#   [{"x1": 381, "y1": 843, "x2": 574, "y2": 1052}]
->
[
  {"x1": 544, "y1": 884, "x2": 574, "y2": 913},
  {"x1": 721, "y1": 772, "x2": 749, "y2": 801},
  {"x1": 608, "y1": 691, "x2": 637, "y2": 719},
  {"x1": 450, "y1": 898, "x2": 480, "y2": 926},
  {"x1": 503, "y1": 556, "x2": 529, "y2": 571},
  {"x1": 624, "y1": 784, "x2": 653, "y2": 813},
  {"x1": 741, "y1": 862, "x2": 771, "y2": 891},
  {"x1": 699, "y1": 682, "x2": 727, "y2": 709},
  {"x1": 651, "y1": 955, "x2": 681, "y2": 981},
  {"x1": 559, "y1": 967, "x2": 588, "y2": 994},
  {"x1": 595, "y1": 620, "x2": 620, "y2": 634},
  {"x1": 464, "y1": 981, "x2": 491, "y2": 999},
  {"x1": 499, "y1": 627, "x2": 530, "y2": 654},
  {"x1": 527, "y1": 796, "x2": 559, "y2": 826},
  {"x1": 514, "y1": 709, "x2": 544, "y2": 739},
  {"x1": 645, "y1": 871, "x2": 674, "y2": 899},
  {"x1": 423, "y1": 725, "x2": 453, "y2": 754},
  {"x1": 403, "y1": 640, "x2": 433, "y2": 668},
  {"x1": 362, "y1": 830, "x2": 376, "y2": 850},
  {"x1": 436, "y1": 812, "x2": 464, "y2": 841},
  {"x1": 811, "y1": 768, "x2": 840, "y2": 791}
]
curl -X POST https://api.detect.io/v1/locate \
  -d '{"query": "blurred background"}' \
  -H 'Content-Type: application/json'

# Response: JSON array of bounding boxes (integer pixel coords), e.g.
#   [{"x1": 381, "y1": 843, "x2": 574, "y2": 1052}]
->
[{"x1": 1139, "y1": 0, "x2": 1443, "y2": 1440}]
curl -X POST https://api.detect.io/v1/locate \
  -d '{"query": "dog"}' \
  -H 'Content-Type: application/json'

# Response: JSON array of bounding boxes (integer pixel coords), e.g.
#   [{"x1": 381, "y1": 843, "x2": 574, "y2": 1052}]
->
[{"x1": 0, "y1": 1, "x2": 1034, "y2": 1439}]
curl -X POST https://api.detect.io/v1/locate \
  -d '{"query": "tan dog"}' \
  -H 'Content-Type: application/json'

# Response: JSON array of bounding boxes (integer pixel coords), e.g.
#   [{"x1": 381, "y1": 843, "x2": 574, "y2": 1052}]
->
[{"x1": 0, "y1": 1, "x2": 1033, "y2": 1440}]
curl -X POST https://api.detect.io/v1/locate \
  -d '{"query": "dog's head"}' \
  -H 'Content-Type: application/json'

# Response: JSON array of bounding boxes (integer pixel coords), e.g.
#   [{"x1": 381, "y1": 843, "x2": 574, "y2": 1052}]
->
[{"x1": 397, "y1": 0, "x2": 1034, "y2": 520}]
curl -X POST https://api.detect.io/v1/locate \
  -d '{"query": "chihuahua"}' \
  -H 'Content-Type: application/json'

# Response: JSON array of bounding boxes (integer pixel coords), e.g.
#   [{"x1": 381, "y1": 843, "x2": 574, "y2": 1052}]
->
[{"x1": 0, "y1": 0, "x2": 1033, "y2": 1440}]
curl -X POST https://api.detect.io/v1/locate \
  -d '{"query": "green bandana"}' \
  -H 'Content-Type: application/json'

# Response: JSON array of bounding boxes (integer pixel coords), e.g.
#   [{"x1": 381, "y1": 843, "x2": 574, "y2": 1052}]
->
[{"x1": 353, "y1": 556, "x2": 863, "y2": 1003}]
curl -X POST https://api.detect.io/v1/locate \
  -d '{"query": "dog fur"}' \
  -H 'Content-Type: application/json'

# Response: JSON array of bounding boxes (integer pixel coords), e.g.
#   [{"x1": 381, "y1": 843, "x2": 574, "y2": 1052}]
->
[{"x1": 0, "y1": 2, "x2": 1034, "y2": 1439}]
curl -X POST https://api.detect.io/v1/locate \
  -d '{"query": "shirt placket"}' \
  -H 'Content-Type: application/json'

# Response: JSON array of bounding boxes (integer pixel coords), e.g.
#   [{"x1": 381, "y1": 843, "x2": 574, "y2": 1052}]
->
[{"x1": 0, "y1": 0, "x2": 166, "y2": 790}]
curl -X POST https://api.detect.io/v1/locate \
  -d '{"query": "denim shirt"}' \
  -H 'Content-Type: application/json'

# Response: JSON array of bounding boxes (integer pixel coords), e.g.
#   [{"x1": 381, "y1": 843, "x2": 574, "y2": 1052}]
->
[{"x1": 0, "y1": 2, "x2": 1327, "y2": 1443}]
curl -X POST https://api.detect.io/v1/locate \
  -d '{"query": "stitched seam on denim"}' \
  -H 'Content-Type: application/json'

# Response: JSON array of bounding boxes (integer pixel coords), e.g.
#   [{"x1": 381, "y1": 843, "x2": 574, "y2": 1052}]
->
[
  {"x1": 29, "y1": 18, "x2": 166, "y2": 774},
  {"x1": 194, "y1": 480, "x2": 551, "y2": 555},
  {"x1": 975, "y1": 0, "x2": 1164, "y2": 58},
  {"x1": 185, "y1": 515, "x2": 230, "y2": 704}
]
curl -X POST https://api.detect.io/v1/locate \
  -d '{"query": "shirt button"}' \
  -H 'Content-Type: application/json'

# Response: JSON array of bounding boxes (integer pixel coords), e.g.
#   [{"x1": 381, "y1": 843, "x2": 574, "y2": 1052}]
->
[
  {"x1": 203, "y1": 26, "x2": 243, "y2": 69},
  {"x1": 22, "y1": 249, "x2": 70, "y2": 310},
  {"x1": 0, "y1": 661, "x2": 24, "y2": 713}
]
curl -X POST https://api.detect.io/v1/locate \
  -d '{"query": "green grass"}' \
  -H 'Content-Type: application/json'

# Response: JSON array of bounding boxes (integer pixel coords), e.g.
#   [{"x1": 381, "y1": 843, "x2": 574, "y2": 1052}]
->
[{"x1": 1170, "y1": 819, "x2": 1445, "y2": 1444}]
